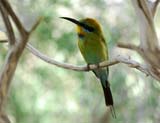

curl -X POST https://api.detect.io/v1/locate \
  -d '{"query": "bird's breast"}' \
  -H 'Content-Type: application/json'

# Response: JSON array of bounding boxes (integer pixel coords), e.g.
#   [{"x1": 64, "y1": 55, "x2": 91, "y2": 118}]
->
[{"x1": 78, "y1": 38, "x2": 107, "y2": 64}]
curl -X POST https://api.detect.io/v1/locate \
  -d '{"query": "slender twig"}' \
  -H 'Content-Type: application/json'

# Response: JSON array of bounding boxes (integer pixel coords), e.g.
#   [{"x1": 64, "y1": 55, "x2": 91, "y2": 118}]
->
[
  {"x1": 137, "y1": 0, "x2": 153, "y2": 25},
  {"x1": 117, "y1": 42, "x2": 146, "y2": 57},
  {"x1": 29, "y1": 17, "x2": 44, "y2": 34},
  {"x1": 150, "y1": 0, "x2": 160, "y2": 16},
  {"x1": 0, "y1": 2, "x2": 15, "y2": 45},
  {"x1": 1, "y1": 0, "x2": 27, "y2": 36},
  {"x1": 117, "y1": 42, "x2": 140, "y2": 51},
  {"x1": 0, "y1": 40, "x2": 7, "y2": 43},
  {"x1": 115, "y1": 56, "x2": 149, "y2": 76}
]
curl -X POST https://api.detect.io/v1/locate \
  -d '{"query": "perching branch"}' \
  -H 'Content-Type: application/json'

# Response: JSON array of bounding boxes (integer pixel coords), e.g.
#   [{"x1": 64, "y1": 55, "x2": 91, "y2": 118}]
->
[
  {"x1": 28, "y1": 42, "x2": 160, "y2": 81},
  {"x1": 26, "y1": 43, "x2": 119, "y2": 71},
  {"x1": 27, "y1": 42, "x2": 160, "y2": 80},
  {"x1": 1, "y1": 37, "x2": 155, "y2": 80},
  {"x1": 1, "y1": 31, "x2": 155, "y2": 80}
]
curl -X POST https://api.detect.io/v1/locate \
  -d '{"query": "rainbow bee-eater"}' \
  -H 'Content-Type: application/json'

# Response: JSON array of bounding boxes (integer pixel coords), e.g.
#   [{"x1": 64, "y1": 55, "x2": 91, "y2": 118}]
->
[{"x1": 61, "y1": 17, "x2": 115, "y2": 117}]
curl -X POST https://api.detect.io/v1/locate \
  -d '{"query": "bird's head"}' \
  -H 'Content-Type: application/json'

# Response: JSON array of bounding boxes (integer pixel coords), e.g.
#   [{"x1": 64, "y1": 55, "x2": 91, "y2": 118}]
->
[{"x1": 60, "y1": 17, "x2": 103, "y2": 40}]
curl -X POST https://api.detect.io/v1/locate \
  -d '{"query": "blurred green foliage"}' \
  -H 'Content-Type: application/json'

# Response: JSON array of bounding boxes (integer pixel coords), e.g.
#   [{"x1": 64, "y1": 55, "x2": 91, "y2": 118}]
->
[{"x1": 0, "y1": 0, "x2": 160, "y2": 123}]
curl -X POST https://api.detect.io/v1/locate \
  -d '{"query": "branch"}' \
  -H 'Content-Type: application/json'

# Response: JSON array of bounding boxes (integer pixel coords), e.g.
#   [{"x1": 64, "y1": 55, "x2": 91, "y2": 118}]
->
[
  {"x1": 0, "y1": 31, "x2": 8, "y2": 43},
  {"x1": 0, "y1": 1, "x2": 42, "y2": 121},
  {"x1": 149, "y1": 0, "x2": 160, "y2": 16},
  {"x1": 117, "y1": 41, "x2": 160, "y2": 80},
  {"x1": 137, "y1": 0, "x2": 153, "y2": 25},
  {"x1": 115, "y1": 56, "x2": 151, "y2": 76},
  {"x1": 131, "y1": 0, "x2": 160, "y2": 71},
  {"x1": 0, "y1": 40, "x2": 7, "y2": 43},
  {"x1": 26, "y1": 43, "x2": 119, "y2": 71},
  {"x1": 117, "y1": 42, "x2": 140, "y2": 51},
  {"x1": 1, "y1": 34, "x2": 157, "y2": 80},
  {"x1": 0, "y1": 2, "x2": 15, "y2": 45},
  {"x1": 0, "y1": 113, "x2": 10, "y2": 123},
  {"x1": 115, "y1": 55, "x2": 160, "y2": 81},
  {"x1": 26, "y1": 43, "x2": 154, "y2": 80},
  {"x1": 117, "y1": 42, "x2": 146, "y2": 57},
  {"x1": 29, "y1": 17, "x2": 44, "y2": 34},
  {"x1": 1, "y1": 0, "x2": 27, "y2": 36},
  {"x1": 132, "y1": 0, "x2": 159, "y2": 50}
]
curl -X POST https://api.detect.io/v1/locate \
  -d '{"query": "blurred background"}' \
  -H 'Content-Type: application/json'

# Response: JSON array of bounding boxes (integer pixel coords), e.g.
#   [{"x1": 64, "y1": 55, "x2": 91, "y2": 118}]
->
[{"x1": 0, "y1": 0, "x2": 160, "y2": 123}]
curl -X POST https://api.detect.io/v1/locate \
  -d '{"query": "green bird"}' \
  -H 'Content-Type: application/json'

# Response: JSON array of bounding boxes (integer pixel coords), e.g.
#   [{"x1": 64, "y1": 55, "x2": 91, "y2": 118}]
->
[{"x1": 61, "y1": 17, "x2": 115, "y2": 117}]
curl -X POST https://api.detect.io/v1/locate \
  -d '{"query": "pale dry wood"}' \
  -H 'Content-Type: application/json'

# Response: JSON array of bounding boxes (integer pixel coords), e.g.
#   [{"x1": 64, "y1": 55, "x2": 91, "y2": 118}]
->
[
  {"x1": 27, "y1": 43, "x2": 157, "y2": 80},
  {"x1": 118, "y1": 0, "x2": 160, "y2": 80},
  {"x1": 117, "y1": 42, "x2": 141, "y2": 51},
  {"x1": 1, "y1": 36, "x2": 154, "y2": 79},
  {"x1": 149, "y1": 0, "x2": 160, "y2": 16},
  {"x1": 1, "y1": 38, "x2": 155, "y2": 80},
  {"x1": 0, "y1": 0, "x2": 41, "y2": 122},
  {"x1": 26, "y1": 43, "x2": 119, "y2": 71},
  {"x1": 0, "y1": 31, "x2": 8, "y2": 42}
]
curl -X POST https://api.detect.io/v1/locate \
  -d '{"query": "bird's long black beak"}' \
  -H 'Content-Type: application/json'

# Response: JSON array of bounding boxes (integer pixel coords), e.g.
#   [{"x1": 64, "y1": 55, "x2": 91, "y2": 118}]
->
[{"x1": 60, "y1": 17, "x2": 94, "y2": 32}]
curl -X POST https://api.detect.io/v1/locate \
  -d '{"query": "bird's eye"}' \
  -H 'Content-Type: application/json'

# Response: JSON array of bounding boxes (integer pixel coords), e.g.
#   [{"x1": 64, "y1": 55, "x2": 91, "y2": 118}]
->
[
  {"x1": 82, "y1": 24, "x2": 94, "y2": 33},
  {"x1": 78, "y1": 33, "x2": 84, "y2": 38},
  {"x1": 84, "y1": 27, "x2": 94, "y2": 33}
]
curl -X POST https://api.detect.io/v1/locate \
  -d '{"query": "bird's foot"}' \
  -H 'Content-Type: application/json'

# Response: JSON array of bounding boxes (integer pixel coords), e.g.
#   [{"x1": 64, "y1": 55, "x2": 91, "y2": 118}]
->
[
  {"x1": 86, "y1": 64, "x2": 91, "y2": 71},
  {"x1": 95, "y1": 63, "x2": 100, "y2": 69}
]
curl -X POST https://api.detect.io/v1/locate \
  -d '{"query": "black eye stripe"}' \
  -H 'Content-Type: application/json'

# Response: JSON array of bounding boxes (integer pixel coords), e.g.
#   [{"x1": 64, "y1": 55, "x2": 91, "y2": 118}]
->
[
  {"x1": 83, "y1": 24, "x2": 94, "y2": 32},
  {"x1": 60, "y1": 17, "x2": 94, "y2": 32}
]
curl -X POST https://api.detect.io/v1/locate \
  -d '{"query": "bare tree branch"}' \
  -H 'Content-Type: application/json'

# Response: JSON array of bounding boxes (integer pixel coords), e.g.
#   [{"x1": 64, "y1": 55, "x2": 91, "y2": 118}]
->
[
  {"x1": 137, "y1": 0, "x2": 153, "y2": 25},
  {"x1": 0, "y1": 16, "x2": 41, "y2": 108},
  {"x1": 134, "y1": 0, "x2": 159, "y2": 50},
  {"x1": 0, "y1": 1, "x2": 42, "y2": 122},
  {"x1": 1, "y1": 29, "x2": 159, "y2": 82},
  {"x1": 0, "y1": 113, "x2": 10, "y2": 123},
  {"x1": 0, "y1": 31, "x2": 8, "y2": 43},
  {"x1": 149, "y1": 0, "x2": 160, "y2": 16},
  {"x1": 117, "y1": 42, "x2": 140, "y2": 51},
  {"x1": 1, "y1": 0, "x2": 27, "y2": 36},
  {"x1": 0, "y1": 2, "x2": 15, "y2": 45},
  {"x1": 0, "y1": 40, "x2": 7, "y2": 43},
  {"x1": 118, "y1": 0, "x2": 160, "y2": 80},
  {"x1": 29, "y1": 17, "x2": 44, "y2": 34},
  {"x1": 26, "y1": 43, "x2": 119, "y2": 71},
  {"x1": 1, "y1": 34, "x2": 155, "y2": 80},
  {"x1": 26, "y1": 43, "x2": 156, "y2": 80},
  {"x1": 1, "y1": 36, "x2": 156, "y2": 81}
]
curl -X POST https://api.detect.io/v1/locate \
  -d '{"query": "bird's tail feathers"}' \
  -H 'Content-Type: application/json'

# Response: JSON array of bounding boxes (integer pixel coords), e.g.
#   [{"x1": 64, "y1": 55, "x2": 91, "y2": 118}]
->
[
  {"x1": 101, "y1": 82, "x2": 113, "y2": 106},
  {"x1": 101, "y1": 80, "x2": 116, "y2": 118},
  {"x1": 110, "y1": 105, "x2": 116, "y2": 118}
]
